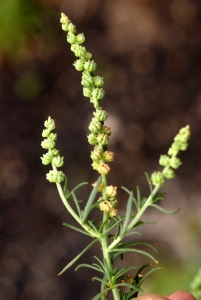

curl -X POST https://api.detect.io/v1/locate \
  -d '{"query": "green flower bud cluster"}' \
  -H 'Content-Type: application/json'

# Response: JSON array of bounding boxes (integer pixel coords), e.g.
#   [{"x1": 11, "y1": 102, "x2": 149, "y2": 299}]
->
[
  {"x1": 60, "y1": 13, "x2": 105, "y2": 109},
  {"x1": 41, "y1": 116, "x2": 65, "y2": 183},
  {"x1": 60, "y1": 13, "x2": 114, "y2": 177},
  {"x1": 151, "y1": 125, "x2": 190, "y2": 186}
]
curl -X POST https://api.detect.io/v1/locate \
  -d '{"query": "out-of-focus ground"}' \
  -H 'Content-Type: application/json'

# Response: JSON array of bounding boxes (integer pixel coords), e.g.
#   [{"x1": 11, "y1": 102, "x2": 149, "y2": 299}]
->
[{"x1": 0, "y1": 0, "x2": 201, "y2": 299}]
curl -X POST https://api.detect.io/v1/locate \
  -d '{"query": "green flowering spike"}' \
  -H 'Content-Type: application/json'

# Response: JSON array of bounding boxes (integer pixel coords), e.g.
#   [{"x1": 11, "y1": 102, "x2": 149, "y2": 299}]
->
[
  {"x1": 151, "y1": 171, "x2": 165, "y2": 186},
  {"x1": 46, "y1": 170, "x2": 65, "y2": 183},
  {"x1": 52, "y1": 156, "x2": 64, "y2": 168},
  {"x1": 44, "y1": 116, "x2": 55, "y2": 130},
  {"x1": 41, "y1": 153, "x2": 52, "y2": 165},
  {"x1": 73, "y1": 59, "x2": 85, "y2": 71},
  {"x1": 41, "y1": 139, "x2": 55, "y2": 150}
]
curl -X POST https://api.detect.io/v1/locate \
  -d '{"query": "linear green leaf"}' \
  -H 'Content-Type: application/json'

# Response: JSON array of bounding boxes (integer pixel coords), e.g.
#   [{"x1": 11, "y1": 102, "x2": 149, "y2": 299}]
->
[
  {"x1": 58, "y1": 239, "x2": 98, "y2": 275},
  {"x1": 151, "y1": 204, "x2": 180, "y2": 214},
  {"x1": 63, "y1": 223, "x2": 91, "y2": 236}
]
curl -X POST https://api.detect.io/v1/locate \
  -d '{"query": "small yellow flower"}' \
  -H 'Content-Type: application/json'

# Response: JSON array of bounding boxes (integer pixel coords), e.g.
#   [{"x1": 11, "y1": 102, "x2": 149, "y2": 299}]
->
[
  {"x1": 105, "y1": 185, "x2": 117, "y2": 197},
  {"x1": 99, "y1": 200, "x2": 113, "y2": 213},
  {"x1": 97, "y1": 163, "x2": 110, "y2": 174}
]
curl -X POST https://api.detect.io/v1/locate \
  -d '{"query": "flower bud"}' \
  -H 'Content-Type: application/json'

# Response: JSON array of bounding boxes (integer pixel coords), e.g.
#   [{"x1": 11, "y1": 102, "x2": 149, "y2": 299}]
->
[
  {"x1": 93, "y1": 76, "x2": 104, "y2": 87},
  {"x1": 41, "y1": 139, "x2": 55, "y2": 150},
  {"x1": 170, "y1": 157, "x2": 181, "y2": 169},
  {"x1": 85, "y1": 52, "x2": 92, "y2": 60},
  {"x1": 90, "y1": 149, "x2": 103, "y2": 161},
  {"x1": 97, "y1": 163, "x2": 110, "y2": 174},
  {"x1": 163, "y1": 168, "x2": 175, "y2": 179},
  {"x1": 87, "y1": 133, "x2": 97, "y2": 145},
  {"x1": 99, "y1": 200, "x2": 113, "y2": 213},
  {"x1": 97, "y1": 133, "x2": 109, "y2": 145},
  {"x1": 48, "y1": 133, "x2": 57, "y2": 141},
  {"x1": 44, "y1": 117, "x2": 55, "y2": 130},
  {"x1": 91, "y1": 88, "x2": 105, "y2": 100},
  {"x1": 74, "y1": 46, "x2": 87, "y2": 58},
  {"x1": 106, "y1": 186, "x2": 117, "y2": 197},
  {"x1": 93, "y1": 110, "x2": 108, "y2": 122},
  {"x1": 168, "y1": 147, "x2": 177, "y2": 156},
  {"x1": 81, "y1": 76, "x2": 94, "y2": 87},
  {"x1": 101, "y1": 126, "x2": 111, "y2": 135},
  {"x1": 151, "y1": 171, "x2": 165, "y2": 186},
  {"x1": 51, "y1": 149, "x2": 60, "y2": 157},
  {"x1": 103, "y1": 151, "x2": 114, "y2": 162},
  {"x1": 52, "y1": 156, "x2": 64, "y2": 168},
  {"x1": 84, "y1": 60, "x2": 96, "y2": 72},
  {"x1": 46, "y1": 170, "x2": 65, "y2": 183},
  {"x1": 73, "y1": 59, "x2": 84, "y2": 71},
  {"x1": 109, "y1": 208, "x2": 118, "y2": 217},
  {"x1": 89, "y1": 119, "x2": 102, "y2": 133},
  {"x1": 60, "y1": 13, "x2": 70, "y2": 25},
  {"x1": 68, "y1": 23, "x2": 76, "y2": 33},
  {"x1": 76, "y1": 33, "x2": 85, "y2": 44},
  {"x1": 91, "y1": 161, "x2": 100, "y2": 170},
  {"x1": 42, "y1": 129, "x2": 50, "y2": 138},
  {"x1": 83, "y1": 87, "x2": 92, "y2": 97},
  {"x1": 67, "y1": 32, "x2": 76, "y2": 44},
  {"x1": 61, "y1": 23, "x2": 69, "y2": 31},
  {"x1": 41, "y1": 153, "x2": 52, "y2": 165},
  {"x1": 159, "y1": 155, "x2": 170, "y2": 167}
]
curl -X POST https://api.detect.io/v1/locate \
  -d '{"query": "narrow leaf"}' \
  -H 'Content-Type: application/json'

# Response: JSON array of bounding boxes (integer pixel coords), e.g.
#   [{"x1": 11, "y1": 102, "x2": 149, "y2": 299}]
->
[
  {"x1": 63, "y1": 223, "x2": 91, "y2": 236},
  {"x1": 82, "y1": 176, "x2": 101, "y2": 223},
  {"x1": 67, "y1": 182, "x2": 88, "y2": 198},
  {"x1": 121, "y1": 191, "x2": 133, "y2": 237},
  {"x1": 71, "y1": 191, "x2": 81, "y2": 217},
  {"x1": 151, "y1": 204, "x2": 180, "y2": 214},
  {"x1": 58, "y1": 239, "x2": 98, "y2": 275}
]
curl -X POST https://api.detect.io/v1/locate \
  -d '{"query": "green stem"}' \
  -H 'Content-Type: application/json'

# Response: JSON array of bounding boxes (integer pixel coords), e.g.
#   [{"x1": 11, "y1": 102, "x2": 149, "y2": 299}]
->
[{"x1": 108, "y1": 184, "x2": 161, "y2": 250}]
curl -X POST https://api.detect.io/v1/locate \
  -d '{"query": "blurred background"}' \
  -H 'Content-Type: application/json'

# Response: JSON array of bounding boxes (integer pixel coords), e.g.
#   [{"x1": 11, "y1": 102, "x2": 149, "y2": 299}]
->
[{"x1": 0, "y1": 0, "x2": 201, "y2": 299}]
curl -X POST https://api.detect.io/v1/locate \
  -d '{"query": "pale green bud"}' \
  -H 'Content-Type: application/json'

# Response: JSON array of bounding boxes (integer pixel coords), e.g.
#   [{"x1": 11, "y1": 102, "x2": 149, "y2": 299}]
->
[
  {"x1": 76, "y1": 33, "x2": 85, "y2": 44},
  {"x1": 51, "y1": 149, "x2": 60, "y2": 157},
  {"x1": 93, "y1": 76, "x2": 104, "y2": 87},
  {"x1": 90, "y1": 149, "x2": 103, "y2": 161},
  {"x1": 91, "y1": 88, "x2": 105, "y2": 100},
  {"x1": 68, "y1": 23, "x2": 76, "y2": 33},
  {"x1": 60, "y1": 13, "x2": 70, "y2": 25},
  {"x1": 61, "y1": 23, "x2": 69, "y2": 31},
  {"x1": 83, "y1": 87, "x2": 92, "y2": 97},
  {"x1": 151, "y1": 171, "x2": 165, "y2": 186},
  {"x1": 48, "y1": 133, "x2": 57, "y2": 141},
  {"x1": 67, "y1": 32, "x2": 76, "y2": 44},
  {"x1": 159, "y1": 155, "x2": 170, "y2": 167},
  {"x1": 74, "y1": 46, "x2": 87, "y2": 58},
  {"x1": 88, "y1": 133, "x2": 97, "y2": 145},
  {"x1": 41, "y1": 153, "x2": 52, "y2": 165},
  {"x1": 163, "y1": 168, "x2": 175, "y2": 179},
  {"x1": 97, "y1": 133, "x2": 109, "y2": 145},
  {"x1": 41, "y1": 139, "x2": 55, "y2": 150},
  {"x1": 42, "y1": 129, "x2": 50, "y2": 138},
  {"x1": 52, "y1": 156, "x2": 64, "y2": 168},
  {"x1": 103, "y1": 151, "x2": 114, "y2": 162},
  {"x1": 73, "y1": 59, "x2": 84, "y2": 71},
  {"x1": 46, "y1": 170, "x2": 65, "y2": 183},
  {"x1": 168, "y1": 147, "x2": 178, "y2": 156},
  {"x1": 84, "y1": 60, "x2": 96, "y2": 72},
  {"x1": 93, "y1": 110, "x2": 108, "y2": 122},
  {"x1": 97, "y1": 163, "x2": 110, "y2": 175},
  {"x1": 81, "y1": 76, "x2": 94, "y2": 87},
  {"x1": 106, "y1": 186, "x2": 117, "y2": 197},
  {"x1": 85, "y1": 52, "x2": 92, "y2": 60},
  {"x1": 91, "y1": 161, "x2": 100, "y2": 170},
  {"x1": 89, "y1": 118, "x2": 102, "y2": 133},
  {"x1": 44, "y1": 117, "x2": 55, "y2": 130},
  {"x1": 170, "y1": 157, "x2": 181, "y2": 169},
  {"x1": 101, "y1": 126, "x2": 111, "y2": 135}
]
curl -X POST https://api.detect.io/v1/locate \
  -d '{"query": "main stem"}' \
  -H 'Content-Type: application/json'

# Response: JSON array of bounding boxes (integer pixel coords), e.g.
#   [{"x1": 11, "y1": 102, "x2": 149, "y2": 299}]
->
[{"x1": 101, "y1": 175, "x2": 120, "y2": 300}]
